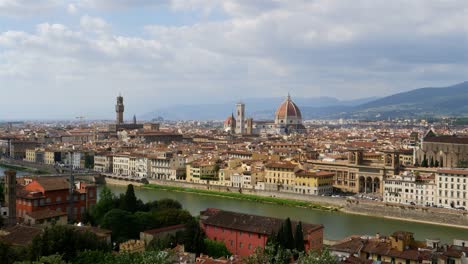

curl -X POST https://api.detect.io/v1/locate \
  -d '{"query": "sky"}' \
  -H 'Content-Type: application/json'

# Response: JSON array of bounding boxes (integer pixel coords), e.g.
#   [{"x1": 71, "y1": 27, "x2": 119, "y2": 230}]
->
[{"x1": 0, "y1": 0, "x2": 467, "y2": 120}]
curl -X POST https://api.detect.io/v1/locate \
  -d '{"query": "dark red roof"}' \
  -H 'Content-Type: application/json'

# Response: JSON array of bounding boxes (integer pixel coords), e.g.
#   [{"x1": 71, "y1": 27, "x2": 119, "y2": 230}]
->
[{"x1": 201, "y1": 209, "x2": 323, "y2": 237}]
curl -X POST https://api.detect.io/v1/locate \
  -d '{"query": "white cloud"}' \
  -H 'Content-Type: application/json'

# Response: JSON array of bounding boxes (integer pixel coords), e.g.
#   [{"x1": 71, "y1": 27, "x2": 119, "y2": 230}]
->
[
  {"x1": 0, "y1": 0, "x2": 467, "y2": 119},
  {"x1": 0, "y1": 0, "x2": 60, "y2": 16},
  {"x1": 80, "y1": 15, "x2": 110, "y2": 33},
  {"x1": 67, "y1": 3, "x2": 78, "y2": 14}
]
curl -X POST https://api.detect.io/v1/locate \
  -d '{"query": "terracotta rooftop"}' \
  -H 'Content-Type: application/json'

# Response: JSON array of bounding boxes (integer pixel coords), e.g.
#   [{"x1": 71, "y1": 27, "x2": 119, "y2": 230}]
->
[
  {"x1": 201, "y1": 209, "x2": 323, "y2": 238},
  {"x1": 0, "y1": 225, "x2": 43, "y2": 246},
  {"x1": 25, "y1": 209, "x2": 67, "y2": 220}
]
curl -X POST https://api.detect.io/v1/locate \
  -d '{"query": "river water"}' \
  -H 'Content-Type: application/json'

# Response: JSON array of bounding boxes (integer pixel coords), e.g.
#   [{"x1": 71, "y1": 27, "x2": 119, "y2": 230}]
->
[
  {"x1": 102, "y1": 184, "x2": 468, "y2": 243},
  {"x1": 0, "y1": 167, "x2": 30, "y2": 178}
]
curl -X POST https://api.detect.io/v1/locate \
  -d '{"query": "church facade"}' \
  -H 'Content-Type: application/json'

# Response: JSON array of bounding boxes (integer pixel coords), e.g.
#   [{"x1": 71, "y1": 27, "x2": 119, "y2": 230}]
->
[{"x1": 414, "y1": 130, "x2": 468, "y2": 168}]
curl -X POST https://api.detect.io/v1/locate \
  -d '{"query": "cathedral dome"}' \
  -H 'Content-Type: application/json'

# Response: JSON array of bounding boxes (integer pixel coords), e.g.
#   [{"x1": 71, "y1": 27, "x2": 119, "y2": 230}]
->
[
  {"x1": 224, "y1": 114, "x2": 236, "y2": 126},
  {"x1": 275, "y1": 95, "x2": 302, "y2": 120}
]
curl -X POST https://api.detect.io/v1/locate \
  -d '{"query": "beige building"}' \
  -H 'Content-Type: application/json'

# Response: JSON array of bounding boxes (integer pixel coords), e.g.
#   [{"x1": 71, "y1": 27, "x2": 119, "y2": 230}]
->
[
  {"x1": 94, "y1": 153, "x2": 113, "y2": 173},
  {"x1": 311, "y1": 149, "x2": 401, "y2": 194},
  {"x1": 264, "y1": 161, "x2": 297, "y2": 192}
]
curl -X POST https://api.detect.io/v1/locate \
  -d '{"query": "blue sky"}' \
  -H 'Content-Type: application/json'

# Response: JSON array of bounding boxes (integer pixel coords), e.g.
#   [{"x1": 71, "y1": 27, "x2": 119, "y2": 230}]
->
[{"x1": 0, "y1": 0, "x2": 467, "y2": 119}]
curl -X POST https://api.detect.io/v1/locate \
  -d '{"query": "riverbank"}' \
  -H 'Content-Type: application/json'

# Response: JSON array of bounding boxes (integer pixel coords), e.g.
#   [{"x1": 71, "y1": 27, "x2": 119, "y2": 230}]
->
[
  {"x1": 143, "y1": 183, "x2": 339, "y2": 211},
  {"x1": 0, "y1": 163, "x2": 46, "y2": 174},
  {"x1": 342, "y1": 208, "x2": 468, "y2": 230},
  {"x1": 103, "y1": 177, "x2": 468, "y2": 229}
]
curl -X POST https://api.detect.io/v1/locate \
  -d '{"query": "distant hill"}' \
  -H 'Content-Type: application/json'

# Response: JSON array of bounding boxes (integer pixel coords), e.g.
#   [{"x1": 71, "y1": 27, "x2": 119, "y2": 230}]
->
[
  {"x1": 141, "y1": 96, "x2": 378, "y2": 120},
  {"x1": 141, "y1": 81, "x2": 468, "y2": 120},
  {"x1": 338, "y1": 81, "x2": 468, "y2": 119}
]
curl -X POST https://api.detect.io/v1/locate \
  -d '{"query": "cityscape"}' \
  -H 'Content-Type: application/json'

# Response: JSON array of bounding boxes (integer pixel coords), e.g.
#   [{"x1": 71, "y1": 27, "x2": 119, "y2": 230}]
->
[{"x1": 1, "y1": 1, "x2": 468, "y2": 264}]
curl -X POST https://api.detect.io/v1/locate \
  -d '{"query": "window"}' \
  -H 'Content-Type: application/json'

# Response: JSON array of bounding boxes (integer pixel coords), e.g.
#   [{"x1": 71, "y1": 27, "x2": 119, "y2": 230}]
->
[{"x1": 239, "y1": 242, "x2": 243, "y2": 248}]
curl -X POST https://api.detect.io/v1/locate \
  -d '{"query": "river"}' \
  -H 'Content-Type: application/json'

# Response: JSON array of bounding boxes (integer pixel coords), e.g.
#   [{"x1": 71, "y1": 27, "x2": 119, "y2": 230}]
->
[
  {"x1": 102, "y1": 184, "x2": 468, "y2": 243},
  {"x1": 0, "y1": 166, "x2": 30, "y2": 178}
]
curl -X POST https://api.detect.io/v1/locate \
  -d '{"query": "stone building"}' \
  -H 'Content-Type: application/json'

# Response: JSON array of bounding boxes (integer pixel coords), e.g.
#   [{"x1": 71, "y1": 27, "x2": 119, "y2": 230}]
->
[
  {"x1": 311, "y1": 149, "x2": 401, "y2": 194},
  {"x1": 415, "y1": 130, "x2": 468, "y2": 168}
]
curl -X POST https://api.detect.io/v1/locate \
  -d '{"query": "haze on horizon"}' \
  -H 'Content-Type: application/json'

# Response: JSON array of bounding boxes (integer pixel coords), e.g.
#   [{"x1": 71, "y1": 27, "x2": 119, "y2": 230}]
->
[{"x1": 0, "y1": 0, "x2": 467, "y2": 120}]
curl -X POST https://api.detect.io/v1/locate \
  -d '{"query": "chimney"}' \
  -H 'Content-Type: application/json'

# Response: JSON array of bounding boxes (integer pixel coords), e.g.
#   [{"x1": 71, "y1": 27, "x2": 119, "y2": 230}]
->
[{"x1": 4, "y1": 170, "x2": 16, "y2": 226}]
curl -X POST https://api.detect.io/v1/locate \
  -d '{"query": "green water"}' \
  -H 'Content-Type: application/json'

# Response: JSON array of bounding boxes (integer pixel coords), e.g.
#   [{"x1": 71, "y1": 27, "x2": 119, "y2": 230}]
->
[
  {"x1": 0, "y1": 166, "x2": 30, "y2": 177},
  {"x1": 102, "y1": 184, "x2": 468, "y2": 243}
]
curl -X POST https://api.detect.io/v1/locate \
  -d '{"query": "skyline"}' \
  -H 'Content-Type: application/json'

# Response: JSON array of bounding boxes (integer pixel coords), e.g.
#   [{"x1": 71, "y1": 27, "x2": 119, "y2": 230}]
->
[{"x1": 1, "y1": 1, "x2": 468, "y2": 119}]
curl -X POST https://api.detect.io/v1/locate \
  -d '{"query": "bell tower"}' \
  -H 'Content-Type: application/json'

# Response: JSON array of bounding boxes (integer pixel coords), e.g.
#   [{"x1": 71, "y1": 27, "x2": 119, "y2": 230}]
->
[
  {"x1": 116, "y1": 95, "x2": 124, "y2": 124},
  {"x1": 235, "y1": 102, "x2": 245, "y2": 135}
]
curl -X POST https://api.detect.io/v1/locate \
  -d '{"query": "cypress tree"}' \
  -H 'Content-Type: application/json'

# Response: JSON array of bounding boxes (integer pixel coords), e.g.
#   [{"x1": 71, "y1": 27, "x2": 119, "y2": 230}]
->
[
  {"x1": 435, "y1": 159, "x2": 439, "y2": 167},
  {"x1": 430, "y1": 157, "x2": 434, "y2": 167},
  {"x1": 122, "y1": 184, "x2": 137, "y2": 212},
  {"x1": 276, "y1": 224, "x2": 285, "y2": 248},
  {"x1": 283, "y1": 218, "x2": 294, "y2": 250},
  {"x1": 294, "y1": 222, "x2": 305, "y2": 252},
  {"x1": 421, "y1": 154, "x2": 428, "y2": 167}
]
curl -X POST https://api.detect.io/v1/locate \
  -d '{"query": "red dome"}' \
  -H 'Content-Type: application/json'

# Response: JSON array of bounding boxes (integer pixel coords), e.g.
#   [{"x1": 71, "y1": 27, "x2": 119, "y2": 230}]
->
[
  {"x1": 275, "y1": 95, "x2": 302, "y2": 119},
  {"x1": 224, "y1": 115, "x2": 236, "y2": 126}
]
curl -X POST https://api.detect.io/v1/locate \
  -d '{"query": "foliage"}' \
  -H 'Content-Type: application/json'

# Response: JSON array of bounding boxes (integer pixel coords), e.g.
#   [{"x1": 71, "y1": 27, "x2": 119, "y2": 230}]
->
[
  {"x1": 84, "y1": 154, "x2": 94, "y2": 169},
  {"x1": 458, "y1": 160, "x2": 468, "y2": 168},
  {"x1": 28, "y1": 225, "x2": 109, "y2": 262},
  {"x1": 146, "y1": 233, "x2": 183, "y2": 252},
  {"x1": 297, "y1": 248, "x2": 338, "y2": 264},
  {"x1": 421, "y1": 154, "x2": 428, "y2": 167},
  {"x1": 0, "y1": 240, "x2": 20, "y2": 264},
  {"x1": 183, "y1": 217, "x2": 206, "y2": 255},
  {"x1": 294, "y1": 222, "x2": 305, "y2": 252},
  {"x1": 74, "y1": 250, "x2": 171, "y2": 264},
  {"x1": 101, "y1": 209, "x2": 139, "y2": 242},
  {"x1": 204, "y1": 239, "x2": 231, "y2": 258},
  {"x1": 91, "y1": 186, "x2": 115, "y2": 225},
  {"x1": 434, "y1": 159, "x2": 440, "y2": 167},
  {"x1": 120, "y1": 184, "x2": 138, "y2": 213},
  {"x1": 15, "y1": 254, "x2": 67, "y2": 264},
  {"x1": 243, "y1": 242, "x2": 292, "y2": 264},
  {"x1": 282, "y1": 218, "x2": 295, "y2": 250},
  {"x1": 430, "y1": 157, "x2": 434, "y2": 167},
  {"x1": 0, "y1": 182, "x2": 4, "y2": 203}
]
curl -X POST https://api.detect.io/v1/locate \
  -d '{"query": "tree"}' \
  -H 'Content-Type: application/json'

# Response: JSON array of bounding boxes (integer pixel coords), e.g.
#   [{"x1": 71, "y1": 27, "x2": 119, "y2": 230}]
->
[
  {"x1": 28, "y1": 225, "x2": 109, "y2": 262},
  {"x1": 294, "y1": 222, "x2": 305, "y2": 253},
  {"x1": 91, "y1": 186, "x2": 115, "y2": 225},
  {"x1": 0, "y1": 241, "x2": 20, "y2": 264},
  {"x1": 101, "y1": 209, "x2": 139, "y2": 242},
  {"x1": 0, "y1": 182, "x2": 4, "y2": 204},
  {"x1": 204, "y1": 239, "x2": 231, "y2": 258},
  {"x1": 84, "y1": 154, "x2": 94, "y2": 169},
  {"x1": 434, "y1": 159, "x2": 439, "y2": 167},
  {"x1": 283, "y1": 218, "x2": 295, "y2": 250},
  {"x1": 243, "y1": 242, "x2": 291, "y2": 264},
  {"x1": 297, "y1": 248, "x2": 338, "y2": 264},
  {"x1": 75, "y1": 250, "x2": 171, "y2": 264},
  {"x1": 421, "y1": 154, "x2": 428, "y2": 167},
  {"x1": 121, "y1": 184, "x2": 138, "y2": 213},
  {"x1": 183, "y1": 218, "x2": 205, "y2": 255},
  {"x1": 430, "y1": 157, "x2": 434, "y2": 167}
]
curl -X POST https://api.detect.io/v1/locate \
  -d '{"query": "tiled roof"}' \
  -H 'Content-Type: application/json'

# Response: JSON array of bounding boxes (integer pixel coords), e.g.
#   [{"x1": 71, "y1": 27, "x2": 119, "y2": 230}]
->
[{"x1": 201, "y1": 209, "x2": 323, "y2": 237}]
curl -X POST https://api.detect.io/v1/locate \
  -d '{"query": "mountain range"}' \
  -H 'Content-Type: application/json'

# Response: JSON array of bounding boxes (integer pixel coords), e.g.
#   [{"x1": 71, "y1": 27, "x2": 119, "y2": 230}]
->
[{"x1": 142, "y1": 81, "x2": 468, "y2": 120}]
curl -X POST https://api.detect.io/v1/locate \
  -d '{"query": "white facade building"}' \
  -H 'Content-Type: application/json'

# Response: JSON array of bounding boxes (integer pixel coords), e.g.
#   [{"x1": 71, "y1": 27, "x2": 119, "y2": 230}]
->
[
  {"x1": 384, "y1": 172, "x2": 436, "y2": 206},
  {"x1": 436, "y1": 169, "x2": 468, "y2": 208}
]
